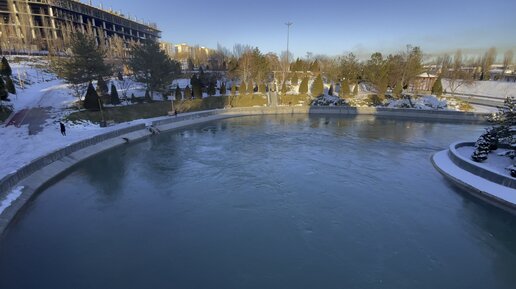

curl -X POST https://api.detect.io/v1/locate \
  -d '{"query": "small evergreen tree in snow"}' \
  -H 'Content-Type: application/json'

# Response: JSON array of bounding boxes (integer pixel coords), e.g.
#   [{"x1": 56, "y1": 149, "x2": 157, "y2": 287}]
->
[
  {"x1": 0, "y1": 77, "x2": 8, "y2": 100},
  {"x1": 291, "y1": 73, "x2": 299, "y2": 85},
  {"x1": 5, "y1": 76, "x2": 15, "y2": 94},
  {"x1": 193, "y1": 80, "x2": 202, "y2": 99},
  {"x1": 0, "y1": 57, "x2": 12, "y2": 77},
  {"x1": 220, "y1": 82, "x2": 227, "y2": 95},
  {"x1": 471, "y1": 134, "x2": 491, "y2": 162},
  {"x1": 117, "y1": 71, "x2": 124, "y2": 81},
  {"x1": 311, "y1": 74, "x2": 324, "y2": 97},
  {"x1": 340, "y1": 79, "x2": 350, "y2": 98},
  {"x1": 281, "y1": 81, "x2": 288, "y2": 95},
  {"x1": 184, "y1": 85, "x2": 192, "y2": 99},
  {"x1": 239, "y1": 82, "x2": 247, "y2": 95},
  {"x1": 309, "y1": 60, "x2": 320, "y2": 73},
  {"x1": 299, "y1": 77, "x2": 309, "y2": 94},
  {"x1": 328, "y1": 84, "x2": 334, "y2": 96},
  {"x1": 110, "y1": 83, "x2": 120, "y2": 105},
  {"x1": 84, "y1": 82, "x2": 102, "y2": 110},
  {"x1": 175, "y1": 85, "x2": 182, "y2": 100},
  {"x1": 208, "y1": 81, "x2": 216, "y2": 96},
  {"x1": 431, "y1": 76, "x2": 443, "y2": 97},
  {"x1": 231, "y1": 84, "x2": 237, "y2": 95}
]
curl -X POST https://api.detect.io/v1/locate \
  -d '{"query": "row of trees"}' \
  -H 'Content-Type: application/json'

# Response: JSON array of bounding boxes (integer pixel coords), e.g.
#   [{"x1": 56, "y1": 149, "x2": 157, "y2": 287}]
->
[{"x1": 52, "y1": 32, "x2": 181, "y2": 110}]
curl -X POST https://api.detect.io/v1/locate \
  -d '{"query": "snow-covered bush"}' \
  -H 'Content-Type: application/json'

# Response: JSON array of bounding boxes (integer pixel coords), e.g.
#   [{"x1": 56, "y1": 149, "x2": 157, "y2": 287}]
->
[{"x1": 311, "y1": 95, "x2": 347, "y2": 106}]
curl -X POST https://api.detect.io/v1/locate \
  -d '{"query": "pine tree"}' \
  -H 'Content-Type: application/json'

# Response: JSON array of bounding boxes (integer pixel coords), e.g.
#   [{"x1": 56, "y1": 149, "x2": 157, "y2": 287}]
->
[
  {"x1": 471, "y1": 135, "x2": 491, "y2": 162},
  {"x1": 83, "y1": 82, "x2": 102, "y2": 110},
  {"x1": 239, "y1": 82, "x2": 247, "y2": 95},
  {"x1": 184, "y1": 85, "x2": 192, "y2": 99},
  {"x1": 110, "y1": 83, "x2": 120, "y2": 105},
  {"x1": 247, "y1": 80, "x2": 254, "y2": 94},
  {"x1": 352, "y1": 83, "x2": 359, "y2": 95},
  {"x1": 311, "y1": 74, "x2": 324, "y2": 97},
  {"x1": 96, "y1": 76, "x2": 108, "y2": 96},
  {"x1": 340, "y1": 79, "x2": 350, "y2": 98},
  {"x1": 117, "y1": 71, "x2": 124, "y2": 81},
  {"x1": 291, "y1": 73, "x2": 299, "y2": 85},
  {"x1": 208, "y1": 81, "x2": 216, "y2": 96},
  {"x1": 0, "y1": 77, "x2": 7, "y2": 100},
  {"x1": 0, "y1": 57, "x2": 12, "y2": 77},
  {"x1": 190, "y1": 74, "x2": 199, "y2": 88},
  {"x1": 220, "y1": 82, "x2": 227, "y2": 95},
  {"x1": 5, "y1": 76, "x2": 15, "y2": 94},
  {"x1": 175, "y1": 85, "x2": 182, "y2": 100},
  {"x1": 231, "y1": 84, "x2": 237, "y2": 95},
  {"x1": 328, "y1": 84, "x2": 334, "y2": 96},
  {"x1": 431, "y1": 76, "x2": 443, "y2": 97},
  {"x1": 393, "y1": 81, "x2": 403, "y2": 99},
  {"x1": 309, "y1": 60, "x2": 320, "y2": 73},
  {"x1": 299, "y1": 77, "x2": 309, "y2": 94},
  {"x1": 258, "y1": 83, "x2": 266, "y2": 94},
  {"x1": 193, "y1": 79, "x2": 202, "y2": 99},
  {"x1": 281, "y1": 81, "x2": 288, "y2": 95}
]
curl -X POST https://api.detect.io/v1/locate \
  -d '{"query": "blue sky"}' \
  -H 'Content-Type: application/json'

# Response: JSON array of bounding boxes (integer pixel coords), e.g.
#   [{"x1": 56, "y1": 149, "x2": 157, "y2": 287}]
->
[{"x1": 96, "y1": 0, "x2": 515, "y2": 58}]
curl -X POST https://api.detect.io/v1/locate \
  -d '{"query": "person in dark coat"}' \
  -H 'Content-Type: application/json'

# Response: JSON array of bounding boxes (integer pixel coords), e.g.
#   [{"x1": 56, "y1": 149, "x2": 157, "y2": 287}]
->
[{"x1": 60, "y1": 122, "x2": 66, "y2": 136}]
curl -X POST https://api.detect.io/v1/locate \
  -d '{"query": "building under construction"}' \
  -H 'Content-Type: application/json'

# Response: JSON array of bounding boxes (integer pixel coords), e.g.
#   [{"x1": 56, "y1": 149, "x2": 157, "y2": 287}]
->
[{"x1": 0, "y1": 0, "x2": 161, "y2": 53}]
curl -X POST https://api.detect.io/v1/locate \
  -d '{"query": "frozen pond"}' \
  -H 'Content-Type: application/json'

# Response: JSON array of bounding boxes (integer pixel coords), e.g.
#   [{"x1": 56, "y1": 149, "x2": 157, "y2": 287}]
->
[{"x1": 1, "y1": 115, "x2": 515, "y2": 289}]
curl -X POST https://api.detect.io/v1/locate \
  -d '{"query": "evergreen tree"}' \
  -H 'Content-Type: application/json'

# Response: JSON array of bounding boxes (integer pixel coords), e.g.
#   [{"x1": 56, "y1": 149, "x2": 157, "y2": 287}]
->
[
  {"x1": 190, "y1": 74, "x2": 199, "y2": 88},
  {"x1": 247, "y1": 80, "x2": 254, "y2": 94},
  {"x1": 96, "y1": 76, "x2": 109, "y2": 96},
  {"x1": 83, "y1": 82, "x2": 102, "y2": 110},
  {"x1": 328, "y1": 84, "x2": 334, "y2": 96},
  {"x1": 0, "y1": 57, "x2": 12, "y2": 77},
  {"x1": 184, "y1": 85, "x2": 192, "y2": 99},
  {"x1": 110, "y1": 83, "x2": 120, "y2": 105},
  {"x1": 0, "y1": 77, "x2": 7, "y2": 100},
  {"x1": 281, "y1": 81, "x2": 287, "y2": 95},
  {"x1": 431, "y1": 76, "x2": 443, "y2": 97},
  {"x1": 231, "y1": 84, "x2": 237, "y2": 95},
  {"x1": 220, "y1": 82, "x2": 227, "y2": 95},
  {"x1": 175, "y1": 85, "x2": 182, "y2": 100},
  {"x1": 299, "y1": 77, "x2": 309, "y2": 94},
  {"x1": 128, "y1": 40, "x2": 181, "y2": 96},
  {"x1": 117, "y1": 71, "x2": 124, "y2": 81},
  {"x1": 258, "y1": 83, "x2": 266, "y2": 94},
  {"x1": 199, "y1": 67, "x2": 208, "y2": 88},
  {"x1": 393, "y1": 81, "x2": 403, "y2": 99},
  {"x1": 309, "y1": 60, "x2": 320, "y2": 73},
  {"x1": 311, "y1": 74, "x2": 324, "y2": 96},
  {"x1": 208, "y1": 81, "x2": 216, "y2": 96},
  {"x1": 192, "y1": 79, "x2": 202, "y2": 99},
  {"x1": 471, "y1": 135, "x2": 491, "y2": 162},
  {"x1": 130, "y1": 93, "x2": 136, "y2": 103},
  {"x1": 239, "y1": 82, "x2": 247, "y2": 95},
  {"x1": 340, "y1": 79, "x2": 350, "y2": 98},
  {"x1": 291, "y1": 73, "x2": 299, "y2": 85},
  {"x1": 5, "y1": 76, "x2": 15, "y2": 94},
  {"x1": 352, "y1": 83, "x2": 359, "y2": 95}
]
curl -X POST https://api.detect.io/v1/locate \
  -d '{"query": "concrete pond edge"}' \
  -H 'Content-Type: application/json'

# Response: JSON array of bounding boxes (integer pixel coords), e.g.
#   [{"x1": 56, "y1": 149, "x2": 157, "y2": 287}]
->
[{"x1": 0, "y1": 106, "x2": 492, "y2": 236}]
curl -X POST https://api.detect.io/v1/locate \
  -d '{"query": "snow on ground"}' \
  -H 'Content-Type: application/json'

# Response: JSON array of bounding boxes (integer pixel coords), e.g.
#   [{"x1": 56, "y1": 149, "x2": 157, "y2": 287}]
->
[
  {"x1": 443, "y1": 79, "x2": 516, "y2": 98},
  {"x1": 457, "y1": 146, "x2": 513, "y2": 177},
  {"x1": 0, "y1": 186, "x2": 23, "y2": 214}
]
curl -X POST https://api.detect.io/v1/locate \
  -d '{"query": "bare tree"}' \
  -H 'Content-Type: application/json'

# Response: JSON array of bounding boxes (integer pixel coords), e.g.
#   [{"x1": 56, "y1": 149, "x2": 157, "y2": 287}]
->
[
  {"x1": 481, "y1": 47, "x2": 497, "y2": 80},
  {"x1": 502, "y1": 50, "x2": 513, "y2": 79},
  {"x1": 444, "y1": 50, "x2": 474, "y2": 96}
]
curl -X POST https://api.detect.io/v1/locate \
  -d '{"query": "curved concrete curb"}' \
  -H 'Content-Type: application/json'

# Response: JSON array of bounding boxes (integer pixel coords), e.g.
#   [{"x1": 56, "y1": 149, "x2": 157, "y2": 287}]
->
[
  {"x1": 448, "y1": 142, "x2": 515, "y2": 189},
  {"x1": 0, "y1": 106, "x2": 492, "y2": 236},
  {"x1": 432, "y1": 150, "x2": 516, "y2": 214}
]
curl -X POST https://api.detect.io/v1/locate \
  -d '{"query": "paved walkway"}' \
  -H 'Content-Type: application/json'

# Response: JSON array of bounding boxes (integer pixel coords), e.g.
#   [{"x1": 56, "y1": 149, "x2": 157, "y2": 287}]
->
[{"x1": 5, "y1": 107, "x2": 50, "y2": 135}]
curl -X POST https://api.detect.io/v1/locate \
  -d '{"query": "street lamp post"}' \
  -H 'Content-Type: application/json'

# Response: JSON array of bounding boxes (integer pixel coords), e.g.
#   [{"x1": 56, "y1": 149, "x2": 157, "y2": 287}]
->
[{"x1": 285, "y1": 22, "x2": 293, "y2": 80}]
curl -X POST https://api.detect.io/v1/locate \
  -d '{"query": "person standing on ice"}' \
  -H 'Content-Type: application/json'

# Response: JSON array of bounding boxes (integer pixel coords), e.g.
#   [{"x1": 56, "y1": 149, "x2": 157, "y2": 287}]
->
[{"x1": 60, "y1": 122, "x2": 66, "y2": 136}]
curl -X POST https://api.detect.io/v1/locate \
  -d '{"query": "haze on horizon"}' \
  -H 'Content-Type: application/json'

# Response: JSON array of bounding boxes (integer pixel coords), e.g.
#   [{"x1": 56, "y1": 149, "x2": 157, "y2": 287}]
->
[{"x1": 90, "y1": 0, "x2": 515, "y2": 58}]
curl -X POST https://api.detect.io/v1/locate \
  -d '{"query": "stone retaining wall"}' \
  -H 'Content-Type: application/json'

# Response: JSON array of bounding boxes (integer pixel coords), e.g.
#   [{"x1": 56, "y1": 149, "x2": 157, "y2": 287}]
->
[
  {"x1": 0, "y1": 124, "x2": 145, "y2": 197},
  {"x1": 448, "y1": 142, "x2": 516, "y2": 189}
]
